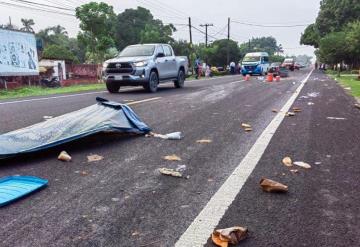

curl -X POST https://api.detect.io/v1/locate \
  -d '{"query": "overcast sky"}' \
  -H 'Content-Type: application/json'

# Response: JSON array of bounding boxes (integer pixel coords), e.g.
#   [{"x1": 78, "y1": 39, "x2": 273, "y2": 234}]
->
[{"x1": 0, "y1": 0, "x2": 321, "y2": 57}]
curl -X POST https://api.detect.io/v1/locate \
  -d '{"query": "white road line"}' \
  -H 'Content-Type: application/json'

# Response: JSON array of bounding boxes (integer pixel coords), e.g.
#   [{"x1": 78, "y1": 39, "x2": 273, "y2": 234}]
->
[
  {"x1": 175, "y1": 70, "x2": 314, "y2": 247},
  {"x1": 126, "y1": 97, "x2": 162, "y2": 105},
  {"x1": 0, "y1": 75, "x2": 240, "y2": 106}
]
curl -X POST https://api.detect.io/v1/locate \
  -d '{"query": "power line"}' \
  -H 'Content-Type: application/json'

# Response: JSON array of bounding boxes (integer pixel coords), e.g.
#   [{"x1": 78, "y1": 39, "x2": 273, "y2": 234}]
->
[
  {"x1": 0, "y1": 1, "x2": 75, "y2": 16},
  {"x1": 231, "y1": 20, "x2": 310, "y2": 27},
  {"x1": 8, "y1": 0, "x2": 74, "y2": 11}
]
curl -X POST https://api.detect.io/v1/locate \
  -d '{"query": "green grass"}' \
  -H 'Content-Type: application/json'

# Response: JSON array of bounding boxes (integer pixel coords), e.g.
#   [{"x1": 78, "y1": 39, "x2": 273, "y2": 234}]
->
[
  {"x1": 0, "y1": 83, "x2": 106, "y2": 100},
  {"x1": 327, "y1": 72, "x2": 360, "y2": 98}
]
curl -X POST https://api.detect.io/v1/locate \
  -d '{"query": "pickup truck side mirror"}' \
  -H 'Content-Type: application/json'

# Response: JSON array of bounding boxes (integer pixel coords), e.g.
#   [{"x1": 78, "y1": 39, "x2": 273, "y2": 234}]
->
[{"x1": 156, "y1": 53, "x2": 165, "y2": 58}]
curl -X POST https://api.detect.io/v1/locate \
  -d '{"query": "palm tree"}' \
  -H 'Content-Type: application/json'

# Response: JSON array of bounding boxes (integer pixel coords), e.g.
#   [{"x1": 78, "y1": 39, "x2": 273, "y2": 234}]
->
[
  {"x1": 50, "y1": 25, "x2": 68, "y2": 36},
  {"x1": 20, "y1": 18, "x2": 35, "y2": 33}
]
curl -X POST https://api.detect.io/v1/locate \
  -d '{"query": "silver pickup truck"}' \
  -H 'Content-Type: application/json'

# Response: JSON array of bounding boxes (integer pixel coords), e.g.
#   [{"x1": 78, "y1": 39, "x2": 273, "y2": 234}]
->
[{"x1": 102, "y1": 44, "x2": 188, "y2": 93}]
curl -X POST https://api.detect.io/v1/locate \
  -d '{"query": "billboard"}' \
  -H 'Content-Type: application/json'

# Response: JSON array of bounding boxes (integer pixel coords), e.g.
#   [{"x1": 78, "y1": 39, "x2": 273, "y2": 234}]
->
[{"x1": 0, "y1": 28, "x2": 39, "y2": 76}]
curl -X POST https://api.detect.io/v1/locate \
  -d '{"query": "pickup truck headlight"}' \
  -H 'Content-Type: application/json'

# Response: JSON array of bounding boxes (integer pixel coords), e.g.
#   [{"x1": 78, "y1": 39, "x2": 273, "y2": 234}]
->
[
  {"x1": 102, "y1": 62, "x2": 109, "y2": 69},
  {"x1": 133, "y1": 61, "x2": 148, "y2": 67}
]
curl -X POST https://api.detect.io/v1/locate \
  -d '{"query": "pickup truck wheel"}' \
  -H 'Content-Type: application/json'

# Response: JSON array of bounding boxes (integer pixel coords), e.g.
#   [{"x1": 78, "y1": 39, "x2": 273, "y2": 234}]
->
[
  {"x1": 145, "y1": 71, "x2": 158, "y2": 93},
  {"x1": 174, "y1": 69, "x2": 185, "y2": 88},
  {"x1": 106, "y1": 81, "x2": 120, "y2": 93}
]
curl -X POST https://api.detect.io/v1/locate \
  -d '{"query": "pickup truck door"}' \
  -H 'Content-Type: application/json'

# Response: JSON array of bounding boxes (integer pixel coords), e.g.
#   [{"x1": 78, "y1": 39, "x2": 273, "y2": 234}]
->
[
  {"x1": 155, "y1": 46, "x2": 167, "y2": 80},
  {"x1": 163, "y1": 45, "x2": 178, "y2": 78}
]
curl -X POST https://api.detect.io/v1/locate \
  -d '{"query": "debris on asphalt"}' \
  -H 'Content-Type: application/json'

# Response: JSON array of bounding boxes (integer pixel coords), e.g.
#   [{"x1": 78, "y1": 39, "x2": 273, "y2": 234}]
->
[
  {"x1": 159, "y1": 168, "x2": 183, "y2": 178},
  {"x1": 58, "y1": 151, "x2": 71, "y2": 162},
  {"x1": 131, "y1": 231, "x2": 140, "y2": 236},
  {"x1": 212, "y1": 226, "x2": 248, "y2": 247},
  {"x1": 290, "y1": 169, "x2": 299, "y2": 174},
  {"x1": 80, "y1": 171, "x2": 89, "y2": 176},
  {"x1": 146, "y1": 131, "x2": 183, "y2": 140},
  {"x1": 111, "y1": 198, "x2": 120, "y2": 202},
  {"x1": 282, "y1": 156, "x2": 293, "y2": 167},
  {"x1": 241, "y1": 123, "x2": 253, "y2": 132},
  {"x1": 293, "y1": 161, "x2": 312, "y2": 169},
  {"x1": 326, "y1": 117, "x2": 347, "y2": 120},
  {"x1": 292, "y1": 107, "x2": 302, "y2": 112},
  {"x1": 0, "y1": 176, "x2": 48, "y2": 207},
  {"x1": 87, "y1": 154, "x2": 104, "y2": 162},
  {"x1": 260, "y1": 178, "x2": 288, "y2": 192},
  {"x1": 315, "y1": 162, "x2": 322, "y2": 165},
  {"x1": 307, "y1": 102, "x2": 314, "y2": 106},
  {"x1": 272, "y1": 109, "x2": 278, "y2": 113},
  {"x1": 355, "y1": 104, "x2": 360, "y2": 109},
  {"x1": 196, "y1": 139, "x2": 212, "y2": 144},
  {"x1": 286, "y1": 112, "x2": 296, "y2": 117},
  {"x1": 0, "y1": 98, "x2": 151, "y2": 159},
  {"x1": 163, "y1": 154, "x2": 182, "y2": 161}
]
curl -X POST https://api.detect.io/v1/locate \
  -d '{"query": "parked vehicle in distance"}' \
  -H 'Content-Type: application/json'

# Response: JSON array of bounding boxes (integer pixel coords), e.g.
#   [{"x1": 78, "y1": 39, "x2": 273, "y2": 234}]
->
[
  {"x1": 294, "y1": 62, "x2": 301, "y2": 70},
  {"x1": 241, "y1": 52, "x2": 270, "y2": 76},
  {"x1": 279, "y1": 67, "x2": 289, "y2": 77},
  {"x1": 282, "y1": 58, "x2": 295, "y2": 71},
  {"x1": 268, "y1": 62, "x2": 281, "y2": 76},
  {"x1": 102, "y1": 44, "x2": 188, "y2": 93}
]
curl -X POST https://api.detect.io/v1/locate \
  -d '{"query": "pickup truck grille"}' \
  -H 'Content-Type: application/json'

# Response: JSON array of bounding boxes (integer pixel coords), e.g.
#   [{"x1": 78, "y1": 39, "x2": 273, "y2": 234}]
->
[
  {"x1": 106, "y1": 62, "x2": 133, "y2": 74},
  {"x1": 244, "y1": 65, "x2": 256, "y2": 70}
]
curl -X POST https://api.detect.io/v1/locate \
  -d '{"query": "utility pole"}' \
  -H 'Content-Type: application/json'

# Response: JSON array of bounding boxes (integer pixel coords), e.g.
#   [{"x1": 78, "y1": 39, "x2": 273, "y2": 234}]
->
[
  {"x1": 227, "y1": 17, "x2": 230, "y2": 65},
  {"x1": 188, "y1": 17, "x2": 192, "y2": 45},
  {"x1": 200, "y1": 23, "x2": 213, "y2": 47}
]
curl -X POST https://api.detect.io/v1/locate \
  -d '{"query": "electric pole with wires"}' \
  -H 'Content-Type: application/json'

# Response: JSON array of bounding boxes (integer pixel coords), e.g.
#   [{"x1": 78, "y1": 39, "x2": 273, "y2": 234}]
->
[{"x1": 200, "y1": 23, "x2": 213, "y2": 47}]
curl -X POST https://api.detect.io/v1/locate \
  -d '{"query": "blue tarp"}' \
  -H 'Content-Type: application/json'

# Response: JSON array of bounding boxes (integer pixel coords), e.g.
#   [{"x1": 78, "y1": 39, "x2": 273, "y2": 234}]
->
[{"x1": 0, "y1": 97, "x2": 151, "y2": 159}]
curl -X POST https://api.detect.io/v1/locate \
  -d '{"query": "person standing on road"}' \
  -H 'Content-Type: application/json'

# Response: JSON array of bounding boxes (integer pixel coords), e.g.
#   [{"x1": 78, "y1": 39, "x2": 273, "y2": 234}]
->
[
  {"x1": 230, "y1": 61, "x2": 236, "y2": 74},
  {"x1": 194, "y1": 56, "x2": 201, "y2": 79}
]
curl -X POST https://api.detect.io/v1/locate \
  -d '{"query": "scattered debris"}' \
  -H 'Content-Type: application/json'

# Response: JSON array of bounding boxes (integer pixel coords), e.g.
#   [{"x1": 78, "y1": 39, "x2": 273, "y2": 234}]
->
[
  {"x1": 0, "y1": 176, "x2": 48, "y2": 207},
  {"x1": 80, "y1": 171, "x2": 89, "y2": 176},
  {"x1": 282, "y1": 157, "x2": 293, "y2": 167},
  {"x1": 355, "y1": 104, "x2": 360, "y2": 109},
  {"x1": 344, "y1": 87, "x2": 351, "y2": 90},
  {"x1": 260, "y1": 178, "x2": 288, "y2": 193},
  {"x1": 307, "y1": 92, "x2": 320, "y2": 98},
  {"x1": 131, "y1": 231, "x2": 140, "y2": 236},
  {"x1": 290, "y1": 169, "x2": 299, "y2": 174},
  {"x1": 326, "y1": 117, "x2": 347, "y2": 120},
  {"x1": 272, "y1": 109, "x2": 278, "y2": 113},
  {"x1": 326, "y1": 155, "x2": 332, "y2": 158},
  {"x1": 163, "y1": 154, "x2": 182, "y2": 161},
  {"x1": 315, "y1": 162, "x2": 322, "y2": 165},
  {"x1": 176, "y1": 164, "x2": 187, "y2": 172},
  {"x1": 292, "y1": 81, "x2": 296, "y2": 85},
  {"x1": 212, "y1": 226, "x2": 248, "y2": 247},
  {"x1": 43, "y1": 116, "x2": 53, "y2": 121},
  {"x1": 241, "y1": 123, "x2": 253, "y2": 131},
  {"x1": 293, "y1": 161, "x2": 311, "y2": 169},
  {"x1": 111, "y1": 198, "x2": 120, "y2": 202},
  {"x1": 58, "y1": 151, "x2": 71, "y2": 162},
  {"x1": 87, "y1": 154, "x2": 104, "y2": 162},
  {"x1": 146, "y1": 132, "x2": 183, "y2": 140},
  {"x1": 292, "y1": 107, "x2": 302, "y2": 112},
  {"x1": 307, "y1": 102, "x2": 314, "y2": 106},
  {"x1": 159, "y1": 168, "x2": 183, "y2": 178},
  {"x1": 286, "y1": 112, "x2": 296, "y2": 117},
  {"x1": 196, "y1": 139, "x2": 212, "y2": 144}
]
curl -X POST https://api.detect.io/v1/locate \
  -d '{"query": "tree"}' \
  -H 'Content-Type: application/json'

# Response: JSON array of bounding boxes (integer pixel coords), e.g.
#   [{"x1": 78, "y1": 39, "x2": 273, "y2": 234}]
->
[
  {"x1": 140, "y1": 21, "x2": 175, "y2": 44},
  {"x1": 345, "y1": 21, "x2": 360, "y2": 67},
  {"x1": 20, "y1": 18, "x2": 35, "y2": 33},
  {"x1": 318, "y1": 31, "x2": 348, "y2": 65},
  {"x1": 269, "y1": 55, "x2": 285, "y2": 63},
  {"x1": 43, "y1": 44, "x2": 77, "y2": 62},
  {"x1": 115, "y1": 7, "x2": 176, "y2": 50},
  {"x1": 76, "y1": 2, "x2": 117, "y2": 63},
  {"x1": 239, "y1": 37, "x2": 280, "y2": 57},
  {"x1": 300, "y1": 24, "x2": 320, "y2": 48}
]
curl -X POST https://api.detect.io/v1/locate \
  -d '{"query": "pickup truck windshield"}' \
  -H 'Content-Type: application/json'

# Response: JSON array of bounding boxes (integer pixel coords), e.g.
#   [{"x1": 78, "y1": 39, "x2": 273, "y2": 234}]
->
[
  {"x1": 119, "y1": 45, "x2": 155, "y2": 57},
  {"x1": 243, "y1": 56, "x2": 260, "y2": 62}
]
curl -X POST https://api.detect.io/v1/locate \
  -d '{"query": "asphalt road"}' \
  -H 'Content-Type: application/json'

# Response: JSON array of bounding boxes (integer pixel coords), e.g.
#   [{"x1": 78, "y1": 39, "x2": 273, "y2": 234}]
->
[{"x1": 0, "y1": 70, "x2": 358, "y2": 247}]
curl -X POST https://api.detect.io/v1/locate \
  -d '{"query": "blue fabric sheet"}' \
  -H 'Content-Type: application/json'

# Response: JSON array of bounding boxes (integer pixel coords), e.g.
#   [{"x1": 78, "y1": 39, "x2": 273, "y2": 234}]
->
[{"x1": 0, "y1": 98, "x2": 151, "y2": 159}]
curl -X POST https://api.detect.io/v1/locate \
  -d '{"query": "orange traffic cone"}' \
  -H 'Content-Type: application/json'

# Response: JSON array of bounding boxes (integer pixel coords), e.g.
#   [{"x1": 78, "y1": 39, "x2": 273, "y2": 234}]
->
[{"x1": 266, "y1": 73, "x2": 273, "y2": 82}]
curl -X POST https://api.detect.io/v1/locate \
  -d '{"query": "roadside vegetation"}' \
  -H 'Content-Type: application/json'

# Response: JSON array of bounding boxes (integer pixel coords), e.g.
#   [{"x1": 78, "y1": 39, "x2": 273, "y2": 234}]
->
[
  {"x1": 0, "y1": 83, "x2": 105, "y2": 100},
  {"x1": 327, "y1": 71, "x2": 360, "y2": 98}
]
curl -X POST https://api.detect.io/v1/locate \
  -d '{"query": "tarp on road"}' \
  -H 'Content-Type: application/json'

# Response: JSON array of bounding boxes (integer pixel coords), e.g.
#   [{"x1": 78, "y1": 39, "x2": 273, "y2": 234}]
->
[{"x1": 0, "y1": 97, "x2": 151, "y2": 159}]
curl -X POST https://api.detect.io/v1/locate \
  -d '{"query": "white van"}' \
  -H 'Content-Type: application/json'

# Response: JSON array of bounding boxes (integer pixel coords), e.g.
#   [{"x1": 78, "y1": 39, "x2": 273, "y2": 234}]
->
[{"x1": 241, "y1": 52, "x2": 270, "y2": 76}]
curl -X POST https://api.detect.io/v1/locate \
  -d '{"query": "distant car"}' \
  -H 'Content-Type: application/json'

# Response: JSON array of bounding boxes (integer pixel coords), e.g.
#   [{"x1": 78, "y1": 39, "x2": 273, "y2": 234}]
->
[
  {"x1": 294, "y1": 63, "x2": 301, "y2": 70},
  {"x1": 282, "y1": 58, "x2": 295, "y2": 71},
  {"x1": 268, "y1": 62, "x2": 281, "y2": 76},
  {"x1": 279, "y1": 67, "x2": 289, "y2": 77}
]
